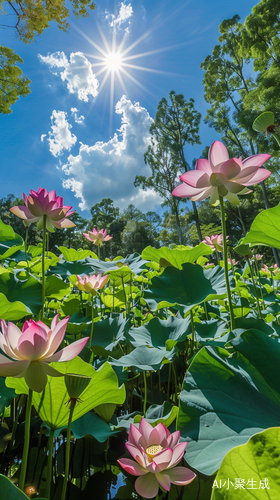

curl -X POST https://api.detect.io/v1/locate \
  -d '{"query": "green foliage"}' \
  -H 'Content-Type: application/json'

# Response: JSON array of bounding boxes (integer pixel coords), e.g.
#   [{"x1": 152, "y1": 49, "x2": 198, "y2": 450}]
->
[
  {"x1": 135, "y1": 91, "x2": 201, "y2": 244},
  {"x1": 0, "y1": 46, "x2": 31, "y2": 114},
  {"x1": 6, "y1": 357, "x2": 126, "y2": 430},
  {"x1": 2, "y1": 0, "x2": 95, "y2": 43},
  {"x1": 177, "y1": 329, "x2": 280, "y2": 475},
  {"x1": 212, "y1": 427, "x2": 280, "y2": 499},
  {"x1": 243, "y1": 203, "x2": 280, "y2": 248}
]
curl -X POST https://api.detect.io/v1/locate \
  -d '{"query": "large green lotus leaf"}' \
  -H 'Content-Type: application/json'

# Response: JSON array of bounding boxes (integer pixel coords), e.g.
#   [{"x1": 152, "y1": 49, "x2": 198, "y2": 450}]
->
[
  {"x1": 90, "y1": 315, "x2": 132, "y2": 351},
  {"x1": 0, "y1": 221, "x2": 24, "y2": 261},
  {"x1": 45, "y1": 275, "x2": 71, "y2": 299},
  {"x1": 203, "y1": 265, "x2": 232, "y2": 301},
  {"x1": 144, "y1": 263, "x2": 218, "y2": 312},
  {"x1": 71, "y1": 411, "x2": 119, "y2": 442},
  {"x1": 59, "y1": 246, "x2": 98, "y2": 261},
  {"x1": 109, "y1": 345, "x2": 176, "y2": 371},
  {"x1": 142, "y1": 243, "x2": 213, "y2": 269},
  {"x1": 101, "y1": 289, "x2": 126, "y2": 308},
  {"x1": 177, "y1": 330, "x2": 280, "y2": 475},
  {"x1": 128, "y1": 315, "x2": 191, "y2": 349},
  {"x1": 134, "y1": 401, "x2": 179, "y2": 428},
  {"x1": 243, "y1": 203, "x2": 280, "y2": 249},
  {"x1": 0, "y1": 377, "x2": 16, "y2": 414},
  {"x1": 0, "y1": 474, "x2": 39, "y2": 500},
  {"x1": 212, "y1": 427, "x2": 280, "y2": 500},
  {"x1": 86, "y1": 252, "x2": 148, "y2": 275},
  {"x1": 47, "y1": 260, "x2": 94, "y2": 280},
  {"x1": 0, "y1": 292, "x2": 32, "y2": 320},
  {"x1": 194, "y1": 319, "x2": 232, "y2": 348},
  {"x1": 0, "y1": 271, "x2": 42, "y2": 314},
  {"x1": 6, "y1": 357, "x2": 126, "y2": 430},
  {"x1": 252, "y1": 111, "x2": 274, "y2": 132}
]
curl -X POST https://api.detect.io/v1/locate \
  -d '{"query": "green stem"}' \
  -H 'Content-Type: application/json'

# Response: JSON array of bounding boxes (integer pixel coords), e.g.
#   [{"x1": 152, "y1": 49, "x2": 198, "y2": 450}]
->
[
  {"x1": 143, "y1": 371, "x2": 147, "y2": 416},
  {"x1": 247, "y1": 259, "x2": 262, "y2": 318},
  {"x1": 79, "y1": 290, "x2": 85, "y2": 316},
  {"x1": 97, "y1": 243, "x2": 100, "y2": 260},
  {"x1": 18, "y1": 389, "x2": 33, "y2": 491},
  {"x1": 204, "y1": 302, "x2": 209, "y2": 321},
  {"x1": 41, "y1": 215, "x2": 47, "y2": 320},
  {"x1": 167, "y1": 364, "x2": 171, "y2": 402},
  {"x1": 45, "y1": 428, "x2": 55, "y2": 500},
  {"x1": 61, "y1": 403, "x2": 75, "y2": 500},
  {"x1": 219, "y1": 197, "x2": 235, "y2": 330},
  {"x1": 190, "y1": 309, "x2": 196, "y2": 352},
  {"x1": 254, "y1": 261, "x2": 265, "y2": 310},
  {"x1": 172, "y1": 363, "x2": 178, "y2": 406},
  {"x1": 89, "y1": 296, "x2": 95, "y2": 346},
  {"x1": 24, "y1": 227, "x2": 30, "y2": 272}
]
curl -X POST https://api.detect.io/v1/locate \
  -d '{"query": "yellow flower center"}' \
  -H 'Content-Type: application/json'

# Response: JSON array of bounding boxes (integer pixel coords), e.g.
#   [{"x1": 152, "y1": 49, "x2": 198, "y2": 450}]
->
[{"x1": 146, "y1": 444, "x2": 163, "y2": 462}]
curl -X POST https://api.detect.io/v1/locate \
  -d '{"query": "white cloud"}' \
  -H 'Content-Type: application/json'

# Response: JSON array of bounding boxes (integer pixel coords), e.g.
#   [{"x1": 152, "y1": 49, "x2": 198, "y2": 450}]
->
[
  {"x1": 41, "y1": 134, "x2": 46, "y2": 142},
  {"x1": 46, "y1": 110, "x2": 77, "y2": 157},
  {"x1": 62, "y1": 96, "x2": 162, "y2": 211},
  {"x1": 105, "y1": 2, "x2": 133, "y2": 29},
  {"x1": 71, "y1": 107, "x2": 85, "y2": 124},
  {"x1": 38, "y1": 51, "x2": 99, "y2": 102},
  {"x1": 39, "y1": 51, "x2": 68, "y2": 68}
]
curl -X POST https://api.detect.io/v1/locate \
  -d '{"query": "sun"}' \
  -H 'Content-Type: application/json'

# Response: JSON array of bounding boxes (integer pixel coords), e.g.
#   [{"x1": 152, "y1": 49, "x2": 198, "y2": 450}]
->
[
  {"x1": 105, "y1": 52, "x2": 123, "y2": 71},
  {"x1": 72, "y1": 22, "x2": 182, "y2": 128}
]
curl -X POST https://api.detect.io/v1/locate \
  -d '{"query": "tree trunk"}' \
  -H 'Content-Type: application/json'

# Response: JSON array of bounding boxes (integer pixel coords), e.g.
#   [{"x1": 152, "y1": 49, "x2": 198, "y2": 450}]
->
[
  {"x1": 174, "y1": 207, "x2": 183, "y2": 245},
  {"x1": 260, "y1": 181, "x2": 280, "y2": 267},
  {"x1": 192, "y1": 200, "x2": 202, "y2": 242}
]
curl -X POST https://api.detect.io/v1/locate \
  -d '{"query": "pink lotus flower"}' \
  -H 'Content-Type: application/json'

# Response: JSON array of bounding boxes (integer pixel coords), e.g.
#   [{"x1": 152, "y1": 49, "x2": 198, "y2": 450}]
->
[
  {"x1": 117, "y1": 418, "x2": 196, "y2": 499},
  {"x1": 203, "y1": 234, "x2": 228, "y2": 252},
  {"x1": 172, "y1": 141, "x2": 271, "y2": 205},
  {"x1": 0, "y1": 316, "x2": 88, "y2": 393},
  {"x1": 10, "y1": 188, "x2": 75, "y2": 232},
  {"x1": 76, "y1": 272, "x2": 109, "y2": 295},
  {"x1": 83, "y1": 228, "x2": 113, "y2": 246}
]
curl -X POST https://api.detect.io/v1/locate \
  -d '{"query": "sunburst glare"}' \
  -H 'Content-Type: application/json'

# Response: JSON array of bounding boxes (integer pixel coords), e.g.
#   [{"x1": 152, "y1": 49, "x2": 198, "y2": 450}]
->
[{"x1": 72, "y1": 22, "x2": 185, "y2": 129}]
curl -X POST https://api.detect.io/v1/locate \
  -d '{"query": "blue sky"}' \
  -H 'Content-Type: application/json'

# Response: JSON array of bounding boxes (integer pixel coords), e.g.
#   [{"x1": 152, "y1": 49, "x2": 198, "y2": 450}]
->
[{"x1": 1, "y1": 0, "x2": 258, "y2": 219}]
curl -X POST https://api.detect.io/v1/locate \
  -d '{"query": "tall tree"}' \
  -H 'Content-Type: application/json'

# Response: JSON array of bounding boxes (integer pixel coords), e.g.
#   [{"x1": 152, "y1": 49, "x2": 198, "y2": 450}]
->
[
  {"x1": 135, "y1": 91, "x2": 201, "y2": 244},
  {"x1": 89, "y1": 198, "x2": 120, "y2": 230},
  {"x1": 201, "y1": 14, "x2": 280, "y2": 263},
  {"x1": 0, "y1": 0, "x2": 95, "y2": 112},
  {"x1": 0, "y1": 46, "x2": 31, "y2": 114}
]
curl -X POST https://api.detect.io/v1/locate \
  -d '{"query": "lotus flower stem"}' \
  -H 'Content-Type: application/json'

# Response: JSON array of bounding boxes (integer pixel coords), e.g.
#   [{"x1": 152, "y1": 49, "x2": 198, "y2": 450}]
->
[
  {"x1": 61, "y1": 402, "x2": 75, "y2": 500},
  {"x1": 204, "y1": 302, "x2": 209, "y2": 321},
  {"x1": 253, "y1": 261, "x2": 265, "y2": 310},
  {"x1": 41, "y1": 215, "x2": 47, "y2": 319},
  {"x1": 24, "y1": 227, "x2": 30, "y2": 272},
  {"x1": 89, "y1": 298, "x2": 95, "y2": 346},
  {"x1": 97, "y1": 244, "x2": 100, "y2": 260},
  {"x1": 219, "y1": 197, "x2": 235, "y2": 331},
  {"x1": 18, "y1": 388, "x2": 33, "y2": 491},
  {"x1": 167, "y1": 363, "x2": 171, "y2": 401},
  {"x1": 45, "y1": 428, "x2": 55, "y2": 500},
  {"x1": 172, "y1": 363, "x2": 178, "y2": 405},
  {"x1": 190, "y1": 309, "x2": 196, "y2": 353},
  {"x1": 247, "y1": 258, "x2": 262, "y2": 318},
  {"x1": 143, "y1": 371, "x2": 147, "y2": 415}
]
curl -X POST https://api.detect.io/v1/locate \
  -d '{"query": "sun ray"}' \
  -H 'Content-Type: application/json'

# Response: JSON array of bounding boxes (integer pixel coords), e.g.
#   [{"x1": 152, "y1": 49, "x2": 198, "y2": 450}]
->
[
  {"x1": 115, "y1": 69, "x2": 129, "y2": 97},
  {"x1": 119, "y1": 67, "x2": 153, "y2": 95},
  {"x1": 121, "y1": 62, "x2": 182, "y2": 76},
  {"x1": 120, "y1": 30, "x2": 152, "y2": 58},
  {"x1": 110, "y1": 70, "x2": 115, "y2": 131},
  {"x1": 98, "y1": 69, "x2": 111, "y2": 93},
  {"x1": 72, "y1": 23, "x2": 108, "y2": 58}
]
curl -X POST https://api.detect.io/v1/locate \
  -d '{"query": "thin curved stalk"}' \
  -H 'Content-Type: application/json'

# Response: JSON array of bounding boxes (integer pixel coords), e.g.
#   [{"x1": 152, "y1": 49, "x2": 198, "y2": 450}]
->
[
  {"x1": 61, "y1": 403, "x2": 75, "y2": 500},
  {"x1": 247, "y1": 258, "x2": 262, "y2": 318},
  {"x1": 219, "y1": 197, "x2": 235, "y2": 330},
  {"x1": 143, "y1": 371, "x2": 147, "y2": 416},
  {"x1": 24, "y1": 227, "x2": 30, "y2": 272},
  {"x1": 19, "y1": 389, "x2": 33, "y2": 491},
  {"x1": 45, "y1": 428, "x2": 55, "y2": 500},
  {"x1": 41, "y1": 215, "x2": 47, "y2": 320}
]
